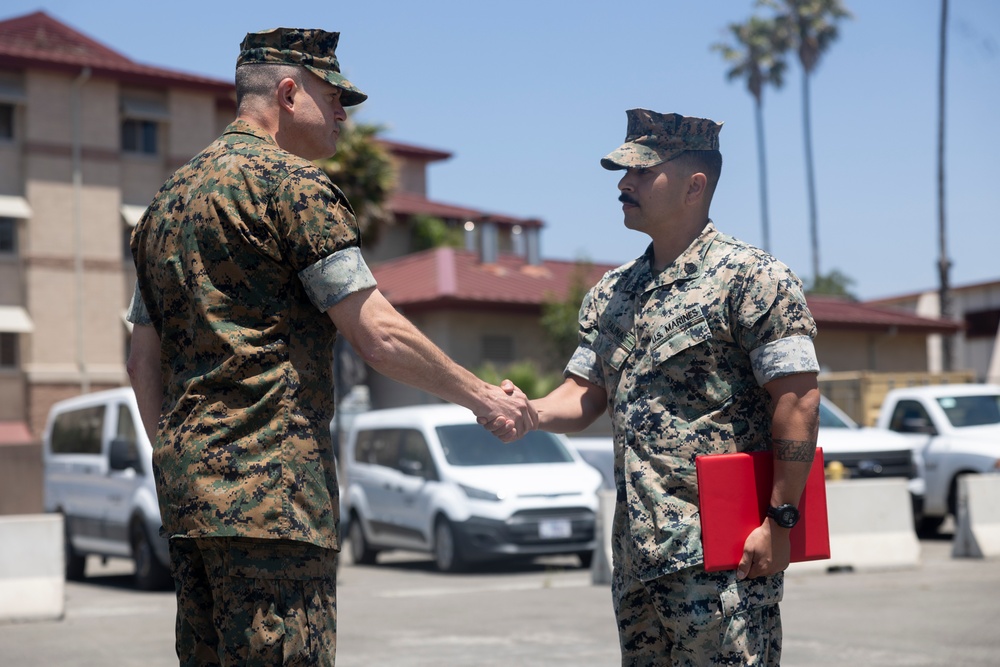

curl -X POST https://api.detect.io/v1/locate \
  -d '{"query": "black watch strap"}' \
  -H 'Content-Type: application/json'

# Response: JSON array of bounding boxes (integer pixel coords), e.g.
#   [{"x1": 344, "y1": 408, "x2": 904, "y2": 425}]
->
[{"x1": 767, "y1": 503, "x2": 800, "y2": 529}]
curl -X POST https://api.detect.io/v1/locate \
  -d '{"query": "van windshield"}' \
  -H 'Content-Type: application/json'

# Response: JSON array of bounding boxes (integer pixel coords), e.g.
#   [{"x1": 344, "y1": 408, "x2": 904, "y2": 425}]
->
[{"x1": 436, "y1": 425, "x2": 574, "y2": 466}]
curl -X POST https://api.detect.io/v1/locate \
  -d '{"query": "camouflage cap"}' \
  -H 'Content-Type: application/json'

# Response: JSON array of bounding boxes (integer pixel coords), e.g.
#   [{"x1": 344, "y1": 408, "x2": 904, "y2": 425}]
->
[
  {"x1": 601, "y1": 109, "x2": 722, "y2": 171},
  {"x1": 237, "y1": 28, "x2": 367, "y2": 106}
]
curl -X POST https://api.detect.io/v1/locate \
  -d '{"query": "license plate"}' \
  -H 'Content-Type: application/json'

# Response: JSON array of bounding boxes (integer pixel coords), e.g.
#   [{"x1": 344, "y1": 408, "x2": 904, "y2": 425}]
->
[{"x1": 538, "y1": 519, "x2": 572, "y2": 539}]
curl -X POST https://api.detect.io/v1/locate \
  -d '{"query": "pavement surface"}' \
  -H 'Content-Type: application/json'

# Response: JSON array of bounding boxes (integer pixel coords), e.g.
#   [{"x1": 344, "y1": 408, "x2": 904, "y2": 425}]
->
[{"x1": 1, "y1": 532, "x2": 998, "y2": 666}]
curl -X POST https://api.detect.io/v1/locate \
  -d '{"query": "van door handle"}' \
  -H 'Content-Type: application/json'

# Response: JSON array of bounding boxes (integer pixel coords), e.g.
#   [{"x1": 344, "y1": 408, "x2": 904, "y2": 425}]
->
[{"x1": 109, "y1": 494, "x2": 122, "y2": 503}]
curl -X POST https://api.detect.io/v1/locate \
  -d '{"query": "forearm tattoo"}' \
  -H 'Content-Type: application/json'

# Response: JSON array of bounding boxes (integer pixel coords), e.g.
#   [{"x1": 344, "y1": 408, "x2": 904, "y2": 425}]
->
[{"x1": 772, "y1": 438, "x2": 816, "y2": 462}]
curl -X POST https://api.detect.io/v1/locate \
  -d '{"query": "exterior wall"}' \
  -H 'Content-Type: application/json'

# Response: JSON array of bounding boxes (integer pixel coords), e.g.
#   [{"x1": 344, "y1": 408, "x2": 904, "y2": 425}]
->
[
  {"x1": 2, "y1": 63, "x2": 227, "y2": 438},
  {"x1": 0, "y1": 443, "x2": 43, "y2": 514},
  {"x1": 875, "y1": 281, "x2": 1000, "y2": 383},
  {"x1": 366, "y1": 307, "x2": 561, "y2": 410},
  {"x1": 393, "y1": 158, "x2": 427, "y2": 196},
  {"x1": 364, "y1": 224, "x2": 412, "y2": 265},
  {"x1": 0, "y1": 375, "x2": 25, "y2": 421},
  {"x1": 814, "y1": 330, "x2": 928, "y2": 374}
]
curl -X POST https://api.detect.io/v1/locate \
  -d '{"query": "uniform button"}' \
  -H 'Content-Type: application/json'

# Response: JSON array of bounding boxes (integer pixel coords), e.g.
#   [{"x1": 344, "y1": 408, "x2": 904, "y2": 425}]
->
[{"x1": 685, "y1": 263, "x2": 697, "y2": 274}]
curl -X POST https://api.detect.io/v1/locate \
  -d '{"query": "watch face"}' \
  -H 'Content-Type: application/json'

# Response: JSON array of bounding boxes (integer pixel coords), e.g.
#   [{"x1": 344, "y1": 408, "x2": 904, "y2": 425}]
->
[{"x1": 770, "y1": 504, "x2": 800, "y2": 528}]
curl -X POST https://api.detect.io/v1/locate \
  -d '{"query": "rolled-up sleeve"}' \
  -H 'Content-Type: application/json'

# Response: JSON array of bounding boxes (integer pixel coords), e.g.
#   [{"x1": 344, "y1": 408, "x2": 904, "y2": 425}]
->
[
  {"x1": 125, "y1": 283, "x2": 152, "y2": 326},
  {"x1": 299, "y1": 247, "x2": 377, "y2": 311},
  {"x1": 749, "y1": 335, "x2": 820, "y2": 385}
]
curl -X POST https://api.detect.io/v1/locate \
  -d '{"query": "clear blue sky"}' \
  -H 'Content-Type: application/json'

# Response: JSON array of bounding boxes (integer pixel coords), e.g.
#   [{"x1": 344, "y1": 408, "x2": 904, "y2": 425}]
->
[{"x1": 7, "y1": 0, "x2": 999, "y2": 300}]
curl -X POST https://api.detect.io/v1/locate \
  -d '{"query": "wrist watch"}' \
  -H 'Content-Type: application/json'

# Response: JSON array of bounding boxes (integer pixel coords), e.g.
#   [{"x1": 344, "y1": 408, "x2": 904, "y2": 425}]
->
[{"x1": 767, "y1": 503, "x2": 800, "y2": 529}]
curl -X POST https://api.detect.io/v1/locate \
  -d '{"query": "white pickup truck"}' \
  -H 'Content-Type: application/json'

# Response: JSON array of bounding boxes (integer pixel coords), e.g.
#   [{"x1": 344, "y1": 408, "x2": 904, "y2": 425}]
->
[{"x1": 875, "y1": 384, "x2": 1000, "y2": 534}]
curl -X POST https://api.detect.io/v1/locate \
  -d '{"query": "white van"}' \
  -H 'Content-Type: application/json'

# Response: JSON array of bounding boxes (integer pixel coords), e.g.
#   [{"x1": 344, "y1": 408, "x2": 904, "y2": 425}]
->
[
  {"x1": 342, "y1": 404, "x2": 604, "y2": 572},
  {"x1": 42, "y1": 388, "x2": 171, "y2": 590}
]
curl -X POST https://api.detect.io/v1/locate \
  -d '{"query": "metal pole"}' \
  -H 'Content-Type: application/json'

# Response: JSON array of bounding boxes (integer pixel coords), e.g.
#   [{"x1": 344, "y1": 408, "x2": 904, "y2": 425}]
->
[
  {"x1": 72, "y1": 67, "x2": 91, "y2": 393},
  {"x1": 937, "y1": 0, "x2": 952, "y2": 371}
]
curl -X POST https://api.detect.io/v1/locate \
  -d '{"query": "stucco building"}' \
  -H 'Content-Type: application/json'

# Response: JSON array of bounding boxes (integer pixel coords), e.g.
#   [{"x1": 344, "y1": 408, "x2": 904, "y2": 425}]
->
[{"x1": 0, "y1": 10, "x2": 968, "y2": 448}]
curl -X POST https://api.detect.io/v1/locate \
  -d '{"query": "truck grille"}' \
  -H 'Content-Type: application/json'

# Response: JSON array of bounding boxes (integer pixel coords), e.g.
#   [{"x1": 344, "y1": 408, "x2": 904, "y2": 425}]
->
[{"x1": 822, "y1": 450, "x2": 916, "y2": 479}]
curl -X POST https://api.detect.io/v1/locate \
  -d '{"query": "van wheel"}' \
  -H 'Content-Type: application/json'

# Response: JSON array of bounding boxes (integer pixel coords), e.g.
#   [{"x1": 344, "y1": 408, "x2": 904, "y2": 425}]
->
[
  {"x1": 64, "y1": 518, "x2": 86, "y2": 581},
  {"x1": 917, "y1": 515, "x2": 945, "y2": 537},
  {"x1": 433, "y1": 517, "x2": 465, "y2": 573},
  {"x1": 130, "y1": 520, "x2": 171, "y2": 591},
  {"x1": 577, "y1": 550, "x2": 594, "y2": 569},
  {"x1": 348, "y1": 513, "x2": 378, "y2": 565}
]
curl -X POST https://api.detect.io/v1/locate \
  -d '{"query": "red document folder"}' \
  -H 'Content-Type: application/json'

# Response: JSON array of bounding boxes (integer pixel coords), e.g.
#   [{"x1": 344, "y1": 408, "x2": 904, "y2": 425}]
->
[{"x1": 696, "y1": 447, "x2": 830, "y2": 572}]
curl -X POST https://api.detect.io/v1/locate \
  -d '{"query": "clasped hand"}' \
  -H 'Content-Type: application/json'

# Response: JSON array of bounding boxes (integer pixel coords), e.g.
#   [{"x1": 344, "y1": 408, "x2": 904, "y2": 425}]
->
[{"x1": 476, "y1": 379, "x2": 537, "y2": 442}]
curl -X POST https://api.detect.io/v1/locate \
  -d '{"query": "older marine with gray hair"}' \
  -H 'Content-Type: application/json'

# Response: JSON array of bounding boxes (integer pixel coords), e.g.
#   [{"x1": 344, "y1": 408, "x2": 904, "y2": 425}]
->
[{"x1": 127, "y1": 26, "x2": 535, "y2": 666}]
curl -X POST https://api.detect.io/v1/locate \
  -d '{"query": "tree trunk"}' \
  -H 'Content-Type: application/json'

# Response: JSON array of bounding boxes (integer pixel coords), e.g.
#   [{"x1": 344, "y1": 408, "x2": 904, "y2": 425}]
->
[
  {"x1": 802, "y1": 71, "x2": 820, "y2": 282},
  {"x1": 938, "y1": 0, "x2": 953, "y2": 370},
  {"x1": 754, "y1": 96, "x2": 771, "y2": 253}
]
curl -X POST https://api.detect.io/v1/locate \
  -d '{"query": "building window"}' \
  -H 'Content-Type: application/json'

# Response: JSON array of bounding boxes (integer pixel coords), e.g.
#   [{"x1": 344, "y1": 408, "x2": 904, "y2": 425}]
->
[
  {"x1": 0, "y1": 333, "x2": 16, "y2": 368},
  {"x1": 121, "y1": 118, "x2": 159, "y2": 155},
  {"x1": 482, "y1": 335, "x2": 514, "y2": 364},
  {"x1": 0, "y1": 104, "x2": 13, "y2": 140},
  {"x1": 0, "y1": 218, "x2": 15, "y2": 254},
  {"x1": 120, "y1": 90, "x2": 168, "y2": 156},
  {"x1": 966, "y1": 308, "x2": 1000, "y2": 339}
]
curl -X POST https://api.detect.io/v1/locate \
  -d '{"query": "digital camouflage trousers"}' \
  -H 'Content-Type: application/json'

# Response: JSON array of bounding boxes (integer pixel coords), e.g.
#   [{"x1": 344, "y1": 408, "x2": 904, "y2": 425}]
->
[
  {"x1": 169, "y1": 536, "x2": 338, "y2": 666},
  {"x1": 613, "y1": 565, "x2": 783, "y2": 666}
]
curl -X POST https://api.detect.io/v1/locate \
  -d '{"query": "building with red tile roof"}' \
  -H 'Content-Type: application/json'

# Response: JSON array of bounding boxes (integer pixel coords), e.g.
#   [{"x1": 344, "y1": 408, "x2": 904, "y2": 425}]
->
[{"x1": 0, "y1": 9, "x2": 974, "y2": 439}]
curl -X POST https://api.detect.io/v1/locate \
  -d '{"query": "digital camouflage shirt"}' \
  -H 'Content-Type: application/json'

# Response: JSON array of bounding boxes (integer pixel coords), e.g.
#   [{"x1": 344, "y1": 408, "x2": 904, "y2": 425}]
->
[
  {"x1": 127, "y1": 120, "x2": 375, "y2": 550},
  {"x1": 566, "y1": 222, "x2": 819, "y2": 581}
]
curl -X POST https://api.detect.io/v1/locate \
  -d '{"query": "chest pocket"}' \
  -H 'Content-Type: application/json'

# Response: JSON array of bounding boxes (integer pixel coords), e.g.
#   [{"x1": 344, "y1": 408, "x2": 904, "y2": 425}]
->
[
  {"x1": 593, "y1": 330, "x2": 633, "y2": 372},
  {"x1": 649, "y1": 314, "x2": 733, "y2": 421}
]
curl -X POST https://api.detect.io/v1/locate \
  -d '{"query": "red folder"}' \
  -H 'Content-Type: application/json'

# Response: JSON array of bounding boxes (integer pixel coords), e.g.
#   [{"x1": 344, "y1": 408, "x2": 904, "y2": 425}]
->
[{"x1": 696, "y1": 447, "x2": 830, "y2": 572}]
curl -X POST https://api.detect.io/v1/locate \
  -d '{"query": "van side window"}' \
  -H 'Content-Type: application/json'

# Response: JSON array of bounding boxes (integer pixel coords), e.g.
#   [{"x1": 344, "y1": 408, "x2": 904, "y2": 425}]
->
[
  {"x1": 355, "y1": 429, "x2": 401, "y2": 468},
  {"x1": 51, "y1": 406, "x2": 105, "y2": 454},
  {"x1": 400, "y1": 429, "x2": 438, "y2": 480},
  {"x1": 115, "y1": 405, "x2": 142, "y2": 472}
]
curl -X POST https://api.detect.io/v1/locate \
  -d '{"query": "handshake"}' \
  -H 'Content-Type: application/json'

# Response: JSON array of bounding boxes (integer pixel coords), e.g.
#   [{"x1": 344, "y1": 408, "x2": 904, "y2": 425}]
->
[{"x1": 476, "y1": 378, "x2": 538, "y2": 443}]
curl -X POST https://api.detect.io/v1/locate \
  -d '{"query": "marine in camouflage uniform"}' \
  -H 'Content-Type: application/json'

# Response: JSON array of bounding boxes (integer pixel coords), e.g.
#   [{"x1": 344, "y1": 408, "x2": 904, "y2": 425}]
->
[
  {"x1": 126, "y1": 28, "x2": 370, "y2": 666},
  {"x1": 531, "y1": 109, "x2": 821, "y2": 666},
  {"x1": 127, "y1": 27, "x2": 534, "y2": 666}
]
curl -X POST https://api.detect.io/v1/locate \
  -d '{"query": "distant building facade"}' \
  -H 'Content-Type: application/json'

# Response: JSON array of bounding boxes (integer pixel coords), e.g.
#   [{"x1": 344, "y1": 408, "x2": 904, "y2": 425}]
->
[
  {"x1": 0, "y1": 11, "x2": 234, "y2": 437},
  {"x1": 0, "y1": 10, "x2": 971, "y2": 445},
  {"x1": 868, "y1": 280, "x2": 1000, "y2": 384}
]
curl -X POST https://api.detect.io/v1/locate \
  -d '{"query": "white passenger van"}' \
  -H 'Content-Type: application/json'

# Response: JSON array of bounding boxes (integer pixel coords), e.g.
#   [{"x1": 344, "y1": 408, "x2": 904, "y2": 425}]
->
[
  {"x1": 42, "y1": 388, "x2": 171, "y2": 590},
  {"x1": 342, "y1": 404, "x2": 604, "y2": 572}
]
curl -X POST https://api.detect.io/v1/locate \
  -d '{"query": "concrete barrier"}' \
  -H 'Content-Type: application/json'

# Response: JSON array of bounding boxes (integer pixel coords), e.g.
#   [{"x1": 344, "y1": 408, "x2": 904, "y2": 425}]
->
[
  {"x1": 788, "y1": 478, "x2": 920, "y2": 574},
  {"x1": 952, "y1": 474, "x2": 1000, "y2": 559},
  {"x1": 0, "y1": 514, "x2": 65, "y2": 622},
  {"x1": 590, "y1": 490, "x2": 615, "y2": 585}
]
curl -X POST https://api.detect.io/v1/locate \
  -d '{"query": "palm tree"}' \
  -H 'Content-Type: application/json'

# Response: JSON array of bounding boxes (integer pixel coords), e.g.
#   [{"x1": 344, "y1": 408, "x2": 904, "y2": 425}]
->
[
  {"x1": 713, "y1": 17, "x2": 789, "y2": 253},
  {"x1": 766, "y1": 0, "x2": 851, "y2": 281},
  {"x1": 316, "y1": 113, "x2": 396, "y2": 246},
  {"x1": 937, "y1": 0, "x2": 953, "y2": 370}
]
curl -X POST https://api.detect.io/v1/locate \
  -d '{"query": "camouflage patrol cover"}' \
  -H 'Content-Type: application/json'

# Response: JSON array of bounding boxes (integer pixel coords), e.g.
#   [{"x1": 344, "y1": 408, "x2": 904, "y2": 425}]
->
[
  {"x1": 565, "y1": 222, "x2": 819, "y2": 582},
  {"x1": 129, "y1": 119, "x2": 375, "y2": 550},
  {"x1": 601, "y1": 109, "x2": 723, "y2": 171},
  {"x1": 238, "y1": 27, "x2": 367, "y2": 106}
]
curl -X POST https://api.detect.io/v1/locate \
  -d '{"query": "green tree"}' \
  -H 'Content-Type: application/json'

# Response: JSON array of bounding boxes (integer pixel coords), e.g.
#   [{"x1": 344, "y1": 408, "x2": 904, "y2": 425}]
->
[
  {"x1": 474, "y1": 361, "x2": 562, "y2": 400},
  {"x1": 713, "y1": 16, "x2": 789, "y2": 253},
  {"x1": 316, "y1": 114, "x2": 395, "y2": 245},
  {"x1": 805, "y1": 268, "x2": 857, "y2": 300},
  {"x1": 411, "y1": 214, "x2": 463, "y2": 251},
  {"x1": 540, "y1": 262, "x2": 593, "y2": 363},
  {"x1": 765, "y1": 0, "x2": 852, "y2": 282}
]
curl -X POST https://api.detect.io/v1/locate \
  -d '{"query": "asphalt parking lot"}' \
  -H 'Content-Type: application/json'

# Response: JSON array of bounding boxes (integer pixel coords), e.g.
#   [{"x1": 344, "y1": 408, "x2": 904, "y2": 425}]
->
[{"x1": 1, "y1": 532, "x2": 998, "y2": 666}]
